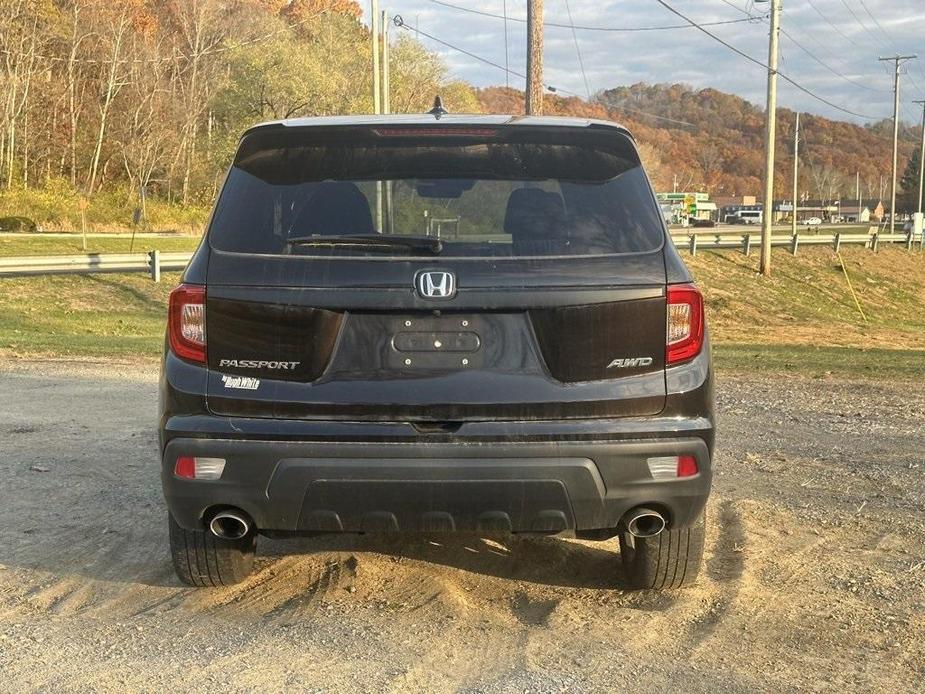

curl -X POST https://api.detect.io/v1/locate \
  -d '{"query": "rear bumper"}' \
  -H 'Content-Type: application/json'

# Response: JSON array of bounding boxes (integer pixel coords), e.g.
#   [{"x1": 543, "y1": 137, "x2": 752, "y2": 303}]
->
[{"x1": 162, "y1": 436, "x2": 712, "y2": 535}]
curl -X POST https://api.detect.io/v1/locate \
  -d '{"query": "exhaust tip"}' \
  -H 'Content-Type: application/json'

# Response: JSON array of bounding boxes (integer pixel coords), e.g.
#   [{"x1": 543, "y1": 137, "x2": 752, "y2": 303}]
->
[
  {"x1": 623, "y1": 507, "x2": 666, "y2": 538},
  {"x1": 209, "y1": 510, "x2": 251, "y2": 540}
]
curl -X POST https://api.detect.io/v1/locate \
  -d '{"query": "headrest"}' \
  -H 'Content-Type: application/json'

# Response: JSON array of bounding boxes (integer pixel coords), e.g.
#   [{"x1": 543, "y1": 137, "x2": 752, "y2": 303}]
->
[
  {"x1": 504, "y1": 188, "x2": 565, "y2": 241},
  {"x1": 291, "y1": 182, "x2": 374, "y2": 237}
]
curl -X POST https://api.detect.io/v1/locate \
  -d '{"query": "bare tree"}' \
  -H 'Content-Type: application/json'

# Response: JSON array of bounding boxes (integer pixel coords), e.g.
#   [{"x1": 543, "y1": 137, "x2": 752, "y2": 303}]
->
[
  {"x1": 85, "y1": 1, "x2": 133, "y2": 195},
  {"x1": 63, "y1": 0, "x2": 95, "y2": 186},
  {"x1": 696, "y1": 144, "x2": 724, "y2": 192},
  {"x1": 165, "y1": 0, "x2": 229, "y2": 204},
  {"x1": 116, "y1": 33, "x2": 175, "y2": 216}
]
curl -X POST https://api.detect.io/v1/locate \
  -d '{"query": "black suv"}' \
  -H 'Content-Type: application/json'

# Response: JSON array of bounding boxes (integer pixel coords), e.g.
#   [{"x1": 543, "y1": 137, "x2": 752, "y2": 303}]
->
[{"x1": 159, "y1": 113, "x2": 714, "y2": 590}]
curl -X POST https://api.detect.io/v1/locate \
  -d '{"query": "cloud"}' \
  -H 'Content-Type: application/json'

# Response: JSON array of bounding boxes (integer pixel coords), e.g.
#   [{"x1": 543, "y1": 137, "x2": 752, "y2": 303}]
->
[{"x1": 365, "y1": 0, "x2": 925, "y2": 123}]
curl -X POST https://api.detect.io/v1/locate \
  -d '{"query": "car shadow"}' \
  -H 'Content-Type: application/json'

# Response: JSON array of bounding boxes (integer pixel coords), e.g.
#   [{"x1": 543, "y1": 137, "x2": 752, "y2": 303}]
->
[{"x1": 254, "y1": 531, "x2": 627, "y2": 591}]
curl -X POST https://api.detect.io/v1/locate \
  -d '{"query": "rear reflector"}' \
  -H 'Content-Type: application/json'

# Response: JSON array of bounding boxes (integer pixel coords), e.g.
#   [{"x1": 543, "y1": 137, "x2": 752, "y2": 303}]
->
[
  {"x1": 174, "y1": 455, "x2": 195, "y2": 479},
  {"x1": 174, "y1": 456, "x2": 225, "y2": 480},
  {"x1": 666, "y1": 284, "x2": 704, "y2": 365},
  {"x1": 647, "y1": 455, "x2": 699, "y2": 479},
  {"x1": 168, "y1": 284, "x2": 206, "y2": 364},
  {"x1": 676, "y1": 455, "x2": 699, "y2": 478}
]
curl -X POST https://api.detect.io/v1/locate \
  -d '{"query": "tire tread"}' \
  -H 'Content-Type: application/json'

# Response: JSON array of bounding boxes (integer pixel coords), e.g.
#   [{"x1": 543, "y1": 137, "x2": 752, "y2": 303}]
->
[
  {"x1": 169, "y1": 514, "x2": 255, "y2": 587},
  {"x1": 619, "y1": 511, "x2": 705, "y2": 590}
]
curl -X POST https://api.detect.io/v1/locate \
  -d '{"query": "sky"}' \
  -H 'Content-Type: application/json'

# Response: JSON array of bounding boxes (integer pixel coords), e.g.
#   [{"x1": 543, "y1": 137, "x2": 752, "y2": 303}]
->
[{"x1": 361, "y1": 0, "x2": 925, "y2": 125}]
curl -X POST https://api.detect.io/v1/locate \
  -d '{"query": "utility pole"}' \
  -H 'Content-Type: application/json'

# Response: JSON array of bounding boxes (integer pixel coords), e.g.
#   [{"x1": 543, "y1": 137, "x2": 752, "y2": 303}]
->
[
  {"x1": 371, "y1": 0, "x2": 381, "y2": 115},
  {"x1": 759, "y1": 0, "x2": 781, "y2": 277},
  {"x1": 382, "y1": 10, "x2": 390, "y2": 114},
  {"x1": 856, "y1": 171, "x2": 861, "y2": 221},
  {"x1": 371, "y1": 0, "x2": 382, "y2": 231},
  {"x1": 382, "y1": 10, "x2": 392, "y2": 235},
  {"x1": 915, "y1": 100, "x2": 925, "y2": 214},
  {"x1": 879, "y1": 55, "x2": 917, "y2": 232},
  {"x1": 791, "y1": 111, "x2": 800, "y2": 239},
  {"x1": 525, "y1": 0, "x2": 543, "y2": 115}
]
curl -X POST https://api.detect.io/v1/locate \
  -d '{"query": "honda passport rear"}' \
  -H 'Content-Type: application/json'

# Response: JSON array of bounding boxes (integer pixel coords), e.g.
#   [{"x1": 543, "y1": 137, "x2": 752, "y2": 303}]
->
[{"x1": 159, "y1": 109, "x2": 714, "y2": 589}]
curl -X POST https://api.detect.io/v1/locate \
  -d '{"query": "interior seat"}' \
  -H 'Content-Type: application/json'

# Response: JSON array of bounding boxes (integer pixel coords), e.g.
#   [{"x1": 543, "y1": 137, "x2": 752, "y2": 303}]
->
[
  {"x1": 504, "y1": 188, "x2": 568, "y2": 256},
  {"x1": 289, "y1": 182, "x2": 374, "y2": 238}
]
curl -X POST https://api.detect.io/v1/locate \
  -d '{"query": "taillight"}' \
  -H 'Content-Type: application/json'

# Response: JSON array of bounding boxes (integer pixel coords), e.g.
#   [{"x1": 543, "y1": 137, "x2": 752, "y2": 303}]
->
[
  {"x1": 168, "y1": 284, "x2": 206, "y2": 364},
  {"x1": 666, "y1": 284, "x2": 704, "y2": 365}
]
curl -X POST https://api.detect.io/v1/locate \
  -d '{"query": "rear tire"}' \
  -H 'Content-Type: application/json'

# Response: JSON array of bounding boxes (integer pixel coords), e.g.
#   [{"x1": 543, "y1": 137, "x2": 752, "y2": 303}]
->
[
  {"x1": 168, "y1": 514, "x2": 256, "y2": 587},
  {"x1": 619, "y1": 511, "x2": 705, "y2": 590}
]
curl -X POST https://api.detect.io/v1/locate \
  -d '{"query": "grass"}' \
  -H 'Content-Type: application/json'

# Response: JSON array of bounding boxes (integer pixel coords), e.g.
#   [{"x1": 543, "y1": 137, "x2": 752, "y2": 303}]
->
[
  {"x1": 686, "y1": 245, "x2": 925, "y2": 351},
  {"x1": 0, "y1": 235, "x2": 202, "y2": 257},
  {"x1": 0, "y1": 273, "x2": 179, "y2": 359},
  {"x1": 0, "y1": 180, "x2": 210, "y2": 233},
  {"x1": 0, "y1": 244, "x2": 923, "y2": 379},
  {"x1": 714, "y1": 343, "x2": 925, "y2": 380}
]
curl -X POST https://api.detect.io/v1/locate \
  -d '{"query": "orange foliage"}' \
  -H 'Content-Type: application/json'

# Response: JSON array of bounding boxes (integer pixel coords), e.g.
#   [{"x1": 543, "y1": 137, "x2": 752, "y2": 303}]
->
[{"x1": 477, "y1": 84, "x2": 916, "y2": 201}]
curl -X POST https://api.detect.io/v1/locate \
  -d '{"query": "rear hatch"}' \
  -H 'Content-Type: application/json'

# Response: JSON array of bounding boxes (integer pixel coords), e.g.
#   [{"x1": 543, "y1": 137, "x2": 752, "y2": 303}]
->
[{"x1": 204, "y1": 120, "x2": 668, "y2": 422}]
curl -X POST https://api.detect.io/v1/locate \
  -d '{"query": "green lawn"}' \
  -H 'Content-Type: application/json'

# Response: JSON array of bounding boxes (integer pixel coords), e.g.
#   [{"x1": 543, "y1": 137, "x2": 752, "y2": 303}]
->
[
  {"x1": 0, "y1": 271, "x2": 922, "y2": 379},
  {"x1": 0, "y1": 235, "x2": 201, "y2": 257},
  {"x1": 714, "y1": 343, "x2": 925, "y2": 380},
  {"x1": 1, "y1": 243, "x2": 923, "y2": 379},
  {"x1": 0, "y1": 273, "x2": 179, "y2": 358}
]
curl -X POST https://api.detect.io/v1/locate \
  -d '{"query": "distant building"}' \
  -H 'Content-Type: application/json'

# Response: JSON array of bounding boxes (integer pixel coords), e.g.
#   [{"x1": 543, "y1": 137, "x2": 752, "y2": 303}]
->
[
  {"x1": 776, "y1": 200, "x2": 839, "y2": 222},
  {"x1": 655, "y1": 192, "x2": 716, "y2": 225},
  {"x1": 839, "y1": 205, "x2": 871, "y2": 223},
  {"x1": 713, "y1": 195, "x2": 757, "y2": 209},
  {"x1": 870, "y1": 201, "x2": 885, "y2": 221}
]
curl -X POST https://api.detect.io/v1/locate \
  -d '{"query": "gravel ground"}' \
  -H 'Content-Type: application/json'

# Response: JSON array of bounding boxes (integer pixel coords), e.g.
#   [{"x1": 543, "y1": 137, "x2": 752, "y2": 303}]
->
[{"x1": 0, "y1": 360, "x2": 922, "y2": 693}]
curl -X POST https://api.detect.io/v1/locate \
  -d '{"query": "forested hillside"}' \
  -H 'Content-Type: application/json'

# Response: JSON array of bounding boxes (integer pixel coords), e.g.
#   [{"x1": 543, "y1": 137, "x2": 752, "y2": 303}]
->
[
  {"x1": 478, "y1": 85, "x2": 919, "y2": 206},
  {"x1": 0, "y1": 0, "x2": 477, "y2": 228},
  {"x1": 0, "y1": 0, "x2": 920, "y2": 230}
]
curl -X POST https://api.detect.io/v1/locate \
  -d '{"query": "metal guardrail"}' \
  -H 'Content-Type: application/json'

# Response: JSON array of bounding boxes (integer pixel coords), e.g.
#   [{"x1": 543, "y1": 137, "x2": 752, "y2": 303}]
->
[
  {"x1": 0, "y1": 251, "x2": 192, "y2": 281},
  {"x1": 669, "y1": 230, "x2": 923, "y2": 255},
  {"x1": 0, "y1": 230, "x2": 920, "y2": 282}
]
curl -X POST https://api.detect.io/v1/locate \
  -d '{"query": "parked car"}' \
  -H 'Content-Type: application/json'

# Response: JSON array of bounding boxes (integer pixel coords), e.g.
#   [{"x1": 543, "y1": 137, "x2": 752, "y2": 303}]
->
[
  {"x1": 159, "y1": 111, "x2": 715, "y2": 590},
  {"x1": 690, "y1": 218, "x2": 716, "y2": 228},
  {"x1": 803, "y1": 217, "x2": 823, "y2": 227}
]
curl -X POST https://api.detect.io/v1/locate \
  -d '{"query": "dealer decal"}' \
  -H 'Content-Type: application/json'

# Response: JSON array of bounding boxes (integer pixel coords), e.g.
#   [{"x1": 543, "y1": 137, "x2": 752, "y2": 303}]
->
[{"x1": 221, "y1": 374, "x2": 260, "y2": 390}]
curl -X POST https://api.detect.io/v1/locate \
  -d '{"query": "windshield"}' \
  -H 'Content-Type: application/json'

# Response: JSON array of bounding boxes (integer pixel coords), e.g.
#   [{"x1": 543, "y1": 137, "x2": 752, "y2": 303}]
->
[{"x1": 209, "y1": 127, "x2": 666, "y2": 258}]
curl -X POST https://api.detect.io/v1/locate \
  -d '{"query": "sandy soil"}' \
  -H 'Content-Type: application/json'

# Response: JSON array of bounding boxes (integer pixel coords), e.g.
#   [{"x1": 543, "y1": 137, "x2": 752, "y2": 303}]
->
[{"x1": 0, "y1": 361, "x2": 922, "y2": 692}]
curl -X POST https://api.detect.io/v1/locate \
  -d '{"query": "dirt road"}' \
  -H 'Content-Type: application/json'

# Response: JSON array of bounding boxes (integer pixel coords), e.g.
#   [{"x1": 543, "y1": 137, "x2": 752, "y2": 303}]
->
[{"x1": 0, "y1": 361, "x2": 922, "y2": 692}]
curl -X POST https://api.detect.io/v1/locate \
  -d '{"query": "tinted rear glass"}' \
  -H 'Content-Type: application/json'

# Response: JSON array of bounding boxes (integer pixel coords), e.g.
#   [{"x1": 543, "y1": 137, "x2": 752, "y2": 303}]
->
[{"x1": 209, "y1": 126, "x2": 665, "y2": 258}]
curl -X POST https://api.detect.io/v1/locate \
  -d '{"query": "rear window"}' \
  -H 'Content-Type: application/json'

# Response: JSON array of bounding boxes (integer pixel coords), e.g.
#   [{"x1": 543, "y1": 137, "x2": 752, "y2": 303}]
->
[{"x1": 209, "y1": 126, "x2": 665, "y2": 258}]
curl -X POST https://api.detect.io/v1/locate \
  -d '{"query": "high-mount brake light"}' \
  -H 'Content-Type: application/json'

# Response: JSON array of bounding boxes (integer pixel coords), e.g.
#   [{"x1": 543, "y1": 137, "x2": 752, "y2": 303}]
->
[
  {"x1": 168, "y1": 284, "x2": 206, "y2": 364},
  {"x1": 666, "y1": 284, "x2": 704, "y2": 365},
  {"x1": 371, "y1": 127, "x2": 499, "y2": 138}
]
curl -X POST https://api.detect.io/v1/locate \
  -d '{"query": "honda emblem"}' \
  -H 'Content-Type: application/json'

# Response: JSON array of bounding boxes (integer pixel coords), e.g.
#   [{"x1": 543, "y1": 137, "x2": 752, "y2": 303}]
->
[{"x1": 416, "y1": 270, "x2": 456, "y2": 299}]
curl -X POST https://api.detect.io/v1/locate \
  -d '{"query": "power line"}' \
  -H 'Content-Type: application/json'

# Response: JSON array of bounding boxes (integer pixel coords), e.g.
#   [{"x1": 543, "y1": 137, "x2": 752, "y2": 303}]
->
[
  {"x1": 716, "y1": 0, "x2": 892, "y2": 96},
  {"x1": 653, "y1": 0, "x2": 882, "y2": 120},
  {"x1": 780, "y1": 28, "x2": 890, "y2": 95},
  {"x1": 836, "y1": 0, "x2": 870, "y2": 35},
  {"x1": 426, "y1": 0, "x2": 763, "y2": 32},
  {"x1": 857, "y1": 0, "x2": 901, "y2": 53},
  {"x1": 847, "y1": 0, "x2": 925, "y2": 97},
  {"x1": 562, "y1": 0, "x2": 591, "y2": 99},
  {"x1": 390, "y1": 15, "x2": 697, "y2": 128},
  {"x1": 804, "y1": 0, "x2": 859, "y2": 46}
]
